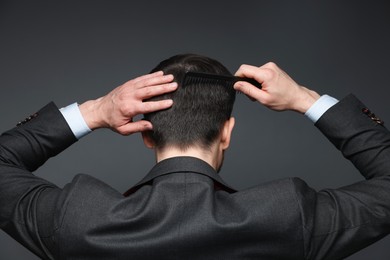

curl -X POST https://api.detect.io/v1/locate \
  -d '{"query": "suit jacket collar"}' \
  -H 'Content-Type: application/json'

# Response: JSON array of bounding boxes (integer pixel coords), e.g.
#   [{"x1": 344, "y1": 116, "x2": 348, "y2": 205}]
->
[{"x1": 123, "y1": 156, "x2": 236, "y2": 196}]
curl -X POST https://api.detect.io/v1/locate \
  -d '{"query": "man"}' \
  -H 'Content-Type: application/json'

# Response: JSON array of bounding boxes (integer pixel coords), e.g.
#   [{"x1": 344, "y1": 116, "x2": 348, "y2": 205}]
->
[{"x1": 0, "y1": 54, "x2": 389, "y2": 259}]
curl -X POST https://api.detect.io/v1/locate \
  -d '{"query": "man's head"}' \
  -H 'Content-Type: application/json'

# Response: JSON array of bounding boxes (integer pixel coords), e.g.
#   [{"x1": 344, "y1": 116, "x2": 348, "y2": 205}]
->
[{"x1": 143, "y1": 54, "x2": 236, "y2": 161}]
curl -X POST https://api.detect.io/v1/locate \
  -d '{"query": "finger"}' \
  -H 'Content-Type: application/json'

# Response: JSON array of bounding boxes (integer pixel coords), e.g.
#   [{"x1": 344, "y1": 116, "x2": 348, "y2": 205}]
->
[
  {"x1": 132, "y1": 71, "x2": 164, "y2": 84},
  {"x1": 135, "y1": 74, "x2": 174, "y2": 89},
  {"x1": 138, "y1": 99, "x2": 174, "y2": 114},
  {"x1": 234, "y1": 81, "x2": 266, "y2": 102},
  {"x1": 116, "y1": 120, "x2": 153, "y2": 136},
  {"x1": 235, "y1": 64, "x2": 273, "y2": 84},
  {"x1": 136, "y1": 82, "x2": 178, "y2": 99},
  {"x1": 234, "y1": 64, "x2": 259, "y2": 78}
]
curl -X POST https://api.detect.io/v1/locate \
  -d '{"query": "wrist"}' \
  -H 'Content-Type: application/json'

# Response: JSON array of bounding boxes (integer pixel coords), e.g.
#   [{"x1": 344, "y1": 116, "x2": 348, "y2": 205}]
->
[
  {"x1": 79, "y1": 98, "x2": 105, "y2": 130},
  {"x1": 293, "y1": 86, "x2": 320, "y2": 114}
]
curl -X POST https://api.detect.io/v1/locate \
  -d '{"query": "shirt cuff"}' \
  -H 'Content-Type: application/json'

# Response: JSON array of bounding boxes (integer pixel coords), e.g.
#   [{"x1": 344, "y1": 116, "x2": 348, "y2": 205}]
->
[
  {"x1": 60, "y1": 103, "x2": 92, "y2": 139},
  {"x1": 305, "y1": 95, "x2": 339, "y2": 123}
]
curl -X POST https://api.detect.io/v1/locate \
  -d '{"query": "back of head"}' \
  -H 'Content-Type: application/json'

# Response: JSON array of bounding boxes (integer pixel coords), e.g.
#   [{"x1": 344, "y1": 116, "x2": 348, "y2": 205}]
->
[{"x1": 145, "y1": 54, "x2": 236, "y2": 150}]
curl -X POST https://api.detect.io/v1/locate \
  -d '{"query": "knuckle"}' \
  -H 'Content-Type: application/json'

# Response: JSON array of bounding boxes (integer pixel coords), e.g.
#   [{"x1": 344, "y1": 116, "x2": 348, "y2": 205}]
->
[
  {"x1": 127, "y1": 78, "x2": 135, "y2": 84},
  {"x1": 123, "y1": 79, "x2": 135, "y2": 88},
  {"x1": 120, "y1": 103, "x2": 134, "y2": 115},
  {"x1": 116, "y1": 128, "x2": 125, "y2": 135},
  {"x1": 245, "y1": 87, "x2": 252, "y2": 96},
  {"x1": 263, "y1": 67, "x2": 278, "y2": 80},
  {"x1": 116, "y1": 125, "x2": 132, "y2": 136},
  {"x1": 143, "y1": 102, "x2": 154, "y2": 112},
  {"x1": 118, "y1": 130, "x2": 131, "y2": 136},
  {"x1": 144, "y1": 76, "x2": 159, "y2": 86},
  {"x1": 265, "y1": 61, "x2": 277, "y2": 68},
  {"x1": 239, "y1": 64, "x2": 251, "y2": 72},
  {"x1": 263, "y1": 68, "x2": 276, "y2": 80},
  {"x1": 239, "y1": 64, "x2": 247, "y2": 70},
  {"x1": 144, "y1": 87, "x2": 153, "y2": 97}
]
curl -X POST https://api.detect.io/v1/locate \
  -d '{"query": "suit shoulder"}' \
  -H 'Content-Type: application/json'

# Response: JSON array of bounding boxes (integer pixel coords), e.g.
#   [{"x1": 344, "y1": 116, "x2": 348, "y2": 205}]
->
[
  {"x1": 64, "y1": 173, "x2": 123, "y2": 200},
  {"x1": 235, "y1": 177, "x2": 313, "y2": 197}
]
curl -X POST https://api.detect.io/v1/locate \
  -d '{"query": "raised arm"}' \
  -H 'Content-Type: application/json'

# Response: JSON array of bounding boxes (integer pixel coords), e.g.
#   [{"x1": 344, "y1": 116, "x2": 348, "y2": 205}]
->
[
  {"x1": 0, "y1": 71, "x2": 177, "y2": 259},
  {"x1": 234, "y1": 62, "x2": 390, "y2": 259}
]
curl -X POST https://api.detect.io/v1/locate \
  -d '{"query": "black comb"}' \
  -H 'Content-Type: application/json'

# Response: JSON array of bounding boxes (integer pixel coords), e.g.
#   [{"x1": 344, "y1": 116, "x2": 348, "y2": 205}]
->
[{"x1": 183, "y1": 72, "x2": 262, "y2": 90}]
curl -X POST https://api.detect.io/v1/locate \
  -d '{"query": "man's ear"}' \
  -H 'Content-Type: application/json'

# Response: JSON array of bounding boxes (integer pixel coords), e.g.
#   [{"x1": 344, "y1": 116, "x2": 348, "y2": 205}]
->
[
  {"x1": 141, "y1": 131, "x2": 155, "y2": 149},
  {"x1": 220, "y1": 117, "x2": 235, "y2": 150}
]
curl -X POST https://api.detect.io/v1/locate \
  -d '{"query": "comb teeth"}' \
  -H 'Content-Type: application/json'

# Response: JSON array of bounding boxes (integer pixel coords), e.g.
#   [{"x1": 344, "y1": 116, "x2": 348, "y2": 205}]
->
[{"x1": 183, "y1": 72, "x2": 262, "y2": 90}]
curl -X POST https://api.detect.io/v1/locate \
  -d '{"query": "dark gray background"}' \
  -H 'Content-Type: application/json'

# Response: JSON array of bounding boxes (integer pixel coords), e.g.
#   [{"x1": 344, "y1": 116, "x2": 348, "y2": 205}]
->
[{"x1": 1, "y1": 1, "x2": 389, "y2": 259}]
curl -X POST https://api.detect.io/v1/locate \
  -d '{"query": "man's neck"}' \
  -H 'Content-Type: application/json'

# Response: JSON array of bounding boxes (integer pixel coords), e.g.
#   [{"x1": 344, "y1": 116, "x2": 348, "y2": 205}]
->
[{"x1": 156, "y1": 145, "x2": 219, "y2": 171}]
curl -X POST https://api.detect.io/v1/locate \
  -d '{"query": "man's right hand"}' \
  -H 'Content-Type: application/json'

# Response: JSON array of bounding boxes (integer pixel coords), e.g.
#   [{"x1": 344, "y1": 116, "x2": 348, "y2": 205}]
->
[
  {"x1": 79, "y1": 71, "x2": 178, "y2": 135},
  {"x1": 234, "y1": 62, "x2": 320, "y2": 114}
]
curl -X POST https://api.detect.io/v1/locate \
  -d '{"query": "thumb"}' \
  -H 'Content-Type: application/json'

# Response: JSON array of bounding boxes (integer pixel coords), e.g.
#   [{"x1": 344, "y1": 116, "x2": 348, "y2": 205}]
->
[
  {"x1": 234, "y1": 81, "x2": 267, "y2": 103},
  {"x1": 115, "y1": 120, "x2": 153, "y2": 136}
]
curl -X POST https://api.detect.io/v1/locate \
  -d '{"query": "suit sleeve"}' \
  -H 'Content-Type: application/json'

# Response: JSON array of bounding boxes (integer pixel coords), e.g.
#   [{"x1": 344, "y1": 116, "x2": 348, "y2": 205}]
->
[
  {"x1": 305, "y1": 94, "x2": 390, "y2": 259},
  {"x1": 0, "y1": 102, "x2": 78, "y2": 259}
]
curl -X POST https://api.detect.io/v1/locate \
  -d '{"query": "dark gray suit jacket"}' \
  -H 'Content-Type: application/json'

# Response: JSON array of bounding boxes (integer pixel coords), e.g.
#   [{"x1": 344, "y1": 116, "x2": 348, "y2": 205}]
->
[{"x1": 1, "y1": 95, "x2": 390, "y2": 259}]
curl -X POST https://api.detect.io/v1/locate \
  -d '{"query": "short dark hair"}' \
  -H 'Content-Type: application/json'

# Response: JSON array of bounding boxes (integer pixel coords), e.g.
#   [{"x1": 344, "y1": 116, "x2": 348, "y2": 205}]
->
[{"x1": 144, "y1": 54, "x2": 236, "y2": 150}]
